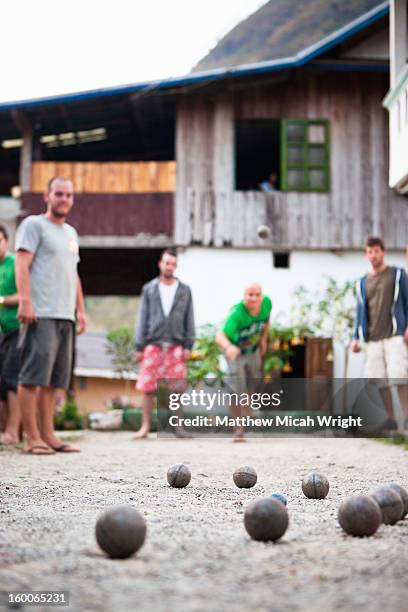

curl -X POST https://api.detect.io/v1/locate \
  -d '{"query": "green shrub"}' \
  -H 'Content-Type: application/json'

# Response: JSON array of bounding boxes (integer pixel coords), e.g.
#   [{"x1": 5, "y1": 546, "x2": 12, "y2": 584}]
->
[
  {"x1": 188, "y1": 324, "x2": 224, "y2": 386},
  {"x1": 54, "y1": 398, "x2": 83, "y2": 430}
]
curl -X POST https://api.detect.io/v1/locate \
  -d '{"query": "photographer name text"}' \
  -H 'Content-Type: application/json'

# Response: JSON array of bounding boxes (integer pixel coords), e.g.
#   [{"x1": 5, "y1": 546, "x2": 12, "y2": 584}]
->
[{"x1": 168, "y1": 415, "x2": 363, "y2": 429}]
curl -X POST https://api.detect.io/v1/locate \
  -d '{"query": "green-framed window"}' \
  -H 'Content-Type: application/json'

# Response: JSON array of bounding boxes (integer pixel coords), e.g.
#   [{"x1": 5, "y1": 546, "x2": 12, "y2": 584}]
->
[{"x1": 280, "y1": 119, "x2": 330, "y2": 192}]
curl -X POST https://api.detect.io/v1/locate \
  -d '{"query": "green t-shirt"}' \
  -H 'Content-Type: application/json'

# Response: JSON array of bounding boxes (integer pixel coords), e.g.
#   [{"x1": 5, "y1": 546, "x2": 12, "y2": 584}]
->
[
  {"x1": 223, "y1": 296, "x2": 272, "y2": 354},
  {"x1": 0, "y1": 253, "x2": 19, "y2": 332}
]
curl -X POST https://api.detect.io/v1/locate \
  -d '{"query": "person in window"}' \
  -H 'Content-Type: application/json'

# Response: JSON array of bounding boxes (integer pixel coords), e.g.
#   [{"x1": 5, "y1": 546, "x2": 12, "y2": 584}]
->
[{"x1": 259, "y1": 172, "x2": 279, "y2": 192}]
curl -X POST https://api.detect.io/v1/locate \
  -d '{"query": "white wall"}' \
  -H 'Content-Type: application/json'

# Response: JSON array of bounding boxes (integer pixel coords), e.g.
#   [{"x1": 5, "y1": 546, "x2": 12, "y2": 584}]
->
[
  {"x1": 178, "y1": 247, "x2": 406, "y2": 325},
  {"x1": 389, "y1": 76, "x2": 408, "y2": 190},
  {"x1": 177, "y1": 247, "x2": 406, "y2": 377}
]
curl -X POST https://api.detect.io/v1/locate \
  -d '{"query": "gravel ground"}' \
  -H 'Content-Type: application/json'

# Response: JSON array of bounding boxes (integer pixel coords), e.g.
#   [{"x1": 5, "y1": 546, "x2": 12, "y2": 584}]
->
[{"x1": 1, "y1": 432, "x2": 408, "y2": 612}]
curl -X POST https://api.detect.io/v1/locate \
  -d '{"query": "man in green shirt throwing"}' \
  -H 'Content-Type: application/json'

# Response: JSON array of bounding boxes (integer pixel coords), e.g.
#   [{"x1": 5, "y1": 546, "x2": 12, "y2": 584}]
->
[
  {"x1": 0, "y1": 225, "x2": 21, "y2": 445},
  {"x1": 216, "y1": 283, "x2": 271, "y2": 441}
]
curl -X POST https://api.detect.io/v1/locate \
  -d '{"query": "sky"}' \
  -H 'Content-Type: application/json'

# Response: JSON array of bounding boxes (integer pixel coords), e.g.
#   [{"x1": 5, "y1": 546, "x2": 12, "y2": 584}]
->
[{"x1": 0, "y1": 0, "x2": 267, "y2": 103}]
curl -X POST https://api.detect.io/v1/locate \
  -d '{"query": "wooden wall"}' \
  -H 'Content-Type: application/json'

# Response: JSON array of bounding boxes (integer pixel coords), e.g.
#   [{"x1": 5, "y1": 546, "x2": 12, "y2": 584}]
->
[
  {"x1": 175, "y1": 72, "x2": 408, "y2": 249},
  {"x1": 21, "y1": 193, "x2": 173, "y2": 239},
  {"x1": 30, "y1": 161, "x2": 176, "y2": 193}
]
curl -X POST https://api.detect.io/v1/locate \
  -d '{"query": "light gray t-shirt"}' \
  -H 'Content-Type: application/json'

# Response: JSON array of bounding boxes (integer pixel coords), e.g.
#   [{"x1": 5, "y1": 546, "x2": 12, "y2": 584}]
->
[{"x1": 16, "y1": 215, "x2": 79, "y2": 321}]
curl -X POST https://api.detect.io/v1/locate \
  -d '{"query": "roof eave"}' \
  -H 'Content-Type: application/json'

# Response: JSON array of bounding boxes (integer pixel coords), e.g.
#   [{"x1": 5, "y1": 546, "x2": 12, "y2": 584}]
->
[{"x1": 0, "y1": 2, "x2": 390, "y2": 111}]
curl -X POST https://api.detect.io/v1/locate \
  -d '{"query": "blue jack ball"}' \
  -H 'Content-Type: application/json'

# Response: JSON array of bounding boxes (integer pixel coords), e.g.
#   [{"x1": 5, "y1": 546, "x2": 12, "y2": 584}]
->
[{"x1": 271, "y1": 492, "x2": 287, "y2": 506}]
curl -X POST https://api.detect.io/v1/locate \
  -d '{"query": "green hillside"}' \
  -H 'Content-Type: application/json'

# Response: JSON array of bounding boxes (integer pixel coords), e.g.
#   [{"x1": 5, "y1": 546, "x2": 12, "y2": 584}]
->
[
  {"x1": 193, "y1": 0, "x2": 383, "y2": 71},
  {"x1": 85, "y1": 297, "x2": 139, "y2": 333}
]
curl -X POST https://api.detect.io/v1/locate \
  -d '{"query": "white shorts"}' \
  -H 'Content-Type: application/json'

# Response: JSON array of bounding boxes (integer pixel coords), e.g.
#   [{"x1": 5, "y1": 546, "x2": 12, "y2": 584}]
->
[{"x1": 363, "y1": 335, "x2": 408, "y2": 384}]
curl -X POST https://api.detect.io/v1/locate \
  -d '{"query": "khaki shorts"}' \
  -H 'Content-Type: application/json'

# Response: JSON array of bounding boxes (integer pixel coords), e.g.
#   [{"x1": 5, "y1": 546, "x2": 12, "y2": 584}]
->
[
  {"x1": 226, "y1": 348, "x2": 262, "y2": 396},
  {"x1": 363, "y1": 335, "x2": 408, "y2": 385}
]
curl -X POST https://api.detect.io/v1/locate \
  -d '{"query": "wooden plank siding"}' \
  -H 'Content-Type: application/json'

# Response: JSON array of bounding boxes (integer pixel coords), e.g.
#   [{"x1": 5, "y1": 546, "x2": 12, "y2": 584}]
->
[
  {"x1": 21, "y1": 193, "x2": 174, "y2": 240},
  {"x1": 30, "y1": 161, "x2": 176, "y2": 193},
  {"x1": 175, "y1": 72, "x2": 408, "y2": 250}
]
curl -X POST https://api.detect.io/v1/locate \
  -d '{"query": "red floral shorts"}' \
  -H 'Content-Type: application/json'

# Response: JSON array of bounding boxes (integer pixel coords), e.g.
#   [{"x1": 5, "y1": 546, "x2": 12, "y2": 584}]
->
[{"x1": 136, "y1": 344, "x2": 187, "y2": 393}]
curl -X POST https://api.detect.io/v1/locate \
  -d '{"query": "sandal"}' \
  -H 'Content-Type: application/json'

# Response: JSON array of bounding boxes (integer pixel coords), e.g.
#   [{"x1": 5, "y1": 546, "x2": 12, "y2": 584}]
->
[
  {"x1": 51, "y1": 444, "x2": 80, "y2": 453},
  {"x1": 23, "y1": 445, "x2": 55, "y2": 455}
]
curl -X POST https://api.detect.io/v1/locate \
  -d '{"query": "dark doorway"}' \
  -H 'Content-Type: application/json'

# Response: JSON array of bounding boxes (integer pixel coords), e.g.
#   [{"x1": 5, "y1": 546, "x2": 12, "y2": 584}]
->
[
  {"x1": 235, "y1": 119, "x2": 281, "y2": 190},
  {"x1": 78, "y1": 248, "x2": 162, "y2": 296}
]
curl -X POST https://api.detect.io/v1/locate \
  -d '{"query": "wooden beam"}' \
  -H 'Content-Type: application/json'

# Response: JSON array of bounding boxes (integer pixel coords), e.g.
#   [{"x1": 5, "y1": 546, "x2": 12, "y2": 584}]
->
[
  {"x1": 30, "y1": 161, "x2": 176, "y2": 193},
  {"x1": 12, "y1": 110, "x2": 33, "y2": 193}
]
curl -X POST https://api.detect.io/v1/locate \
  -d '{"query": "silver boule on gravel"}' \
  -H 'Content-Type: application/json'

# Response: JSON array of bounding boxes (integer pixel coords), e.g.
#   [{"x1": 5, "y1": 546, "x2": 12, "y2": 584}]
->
[
  {"x1": 371, "y1": 485, "x2": 404, "y2": 525},
  {"x1": 233, "y1": 466, "x2": 258, "y2": 488},
  {"x1": 257, "y1": 224, "x2": 271, "y2": 239},
  {"x1": 301, "y1": 472, "x2": 330, "y2": 499},
  {"x1": 95, "y1": 505, "x2": 147, "y2": 559},
  {"x1": 167, "y1": 463, "x2": 191, "y2": 488},
  {"x1": 338, "y1": 495, "x2": 382, "y2": 537},
  {"x1": 388, "y1": 483, "x2": 408, "y2": 519},
  {"x1": 244, "y1": 497, "x2": 289, "y2": 542}
]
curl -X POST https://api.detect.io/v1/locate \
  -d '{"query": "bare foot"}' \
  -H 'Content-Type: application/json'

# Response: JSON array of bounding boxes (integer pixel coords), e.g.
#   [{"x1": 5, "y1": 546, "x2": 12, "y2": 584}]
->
[
  {"x1": 132, "y1": 429, "x2": 149, "y2": 440},
  {"x1": 0, "y1": 432, "x2": 19, "y2": 445}
]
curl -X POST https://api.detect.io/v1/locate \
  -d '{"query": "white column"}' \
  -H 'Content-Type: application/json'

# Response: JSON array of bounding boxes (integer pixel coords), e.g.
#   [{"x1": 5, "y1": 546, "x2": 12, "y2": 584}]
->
[{"x1": 390, "y1": 0, "x2": 408, "y2": 87}]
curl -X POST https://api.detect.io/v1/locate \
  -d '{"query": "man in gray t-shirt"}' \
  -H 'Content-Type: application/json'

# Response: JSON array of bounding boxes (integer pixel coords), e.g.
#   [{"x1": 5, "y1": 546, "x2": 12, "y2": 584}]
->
[
  {"x1": 15, "y1": 177, "x2": 86, "y2": 455},
  {"x1": 16, "y1": 215, "x2": 80, "y2": 320}
]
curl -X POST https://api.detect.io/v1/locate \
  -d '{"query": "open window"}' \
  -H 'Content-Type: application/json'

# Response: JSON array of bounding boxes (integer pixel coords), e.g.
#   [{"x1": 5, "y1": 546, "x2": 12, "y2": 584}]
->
[
  {"x1": 235, "y1": 120, "x2": 280, "y2": 190},
  {"x1": 234, "y1": 118, "x2": 330, "y2": 193}
]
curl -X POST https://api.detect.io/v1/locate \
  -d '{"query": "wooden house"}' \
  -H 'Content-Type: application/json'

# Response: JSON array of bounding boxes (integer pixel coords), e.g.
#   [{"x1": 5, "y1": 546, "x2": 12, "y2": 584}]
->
[{"x1": 0, "y1": 0, "x2": 406, "y2": 331}]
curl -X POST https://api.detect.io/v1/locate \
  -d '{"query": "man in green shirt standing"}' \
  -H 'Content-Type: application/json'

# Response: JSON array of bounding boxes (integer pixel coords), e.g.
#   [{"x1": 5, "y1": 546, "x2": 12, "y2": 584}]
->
[
  {"x1": 0, "y1": 224, "x2": 21, "y2": 445},
  {"x1": 216, "y1": 283, "x2": 271, "y2": 441}
]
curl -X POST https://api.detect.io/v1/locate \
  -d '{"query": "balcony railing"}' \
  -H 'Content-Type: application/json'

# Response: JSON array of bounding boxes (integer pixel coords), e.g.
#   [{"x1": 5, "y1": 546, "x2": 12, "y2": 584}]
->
[
  {"x1": 30, "y1": 161, "x2": 176, "y2": 193},
  {"x1": 21, "y1": 161, "x2": 176, "y2": 241}
]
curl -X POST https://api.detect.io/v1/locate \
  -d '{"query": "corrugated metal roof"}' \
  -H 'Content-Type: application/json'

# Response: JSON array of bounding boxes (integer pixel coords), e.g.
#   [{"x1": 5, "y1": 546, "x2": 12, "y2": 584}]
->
[
  {"x1": 75, "y1": 332, "x2": 116, "y2": 372},
  {"x1": 75, "y1": 332, "x2": 137, "y2": 380},
  {"x1": 0, "y1": 2, "x2": 389, "y2": 111}
]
